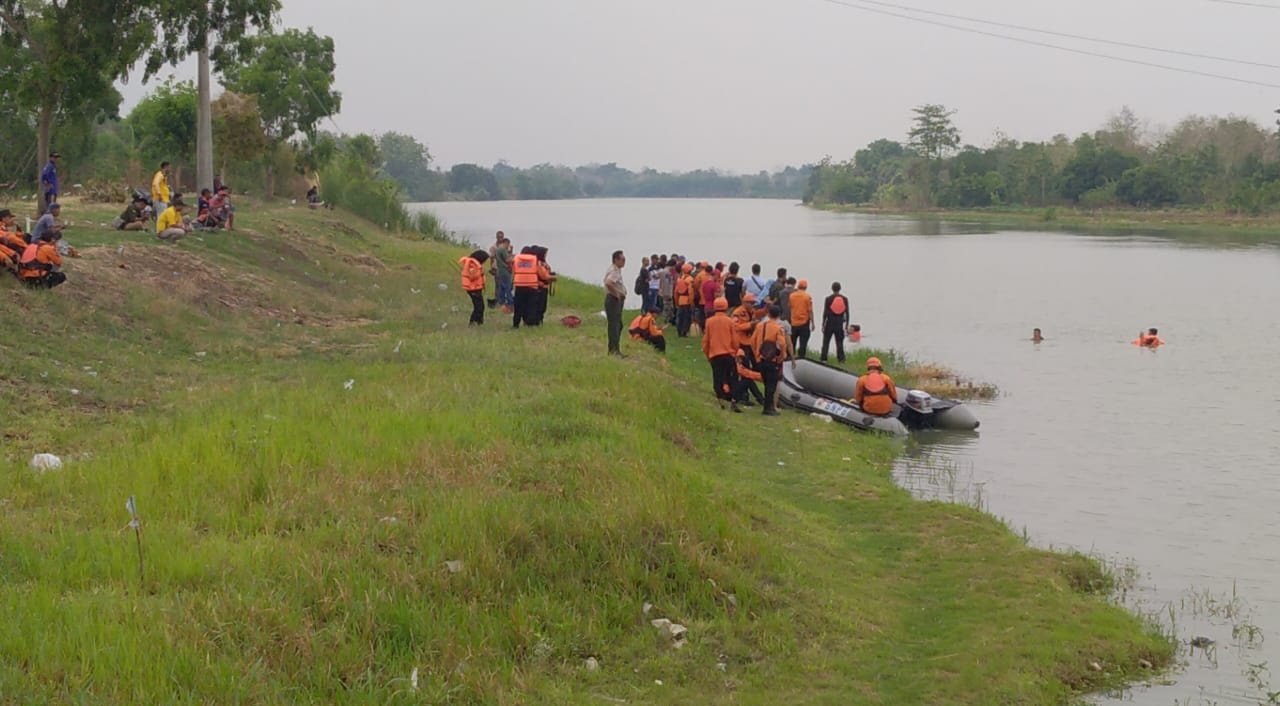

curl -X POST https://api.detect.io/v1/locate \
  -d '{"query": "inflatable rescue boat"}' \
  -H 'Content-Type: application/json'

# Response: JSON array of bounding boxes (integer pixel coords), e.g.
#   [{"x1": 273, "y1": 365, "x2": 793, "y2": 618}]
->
[{"x1": 780, "y1": 359, "x2": 980, "y2": 435}]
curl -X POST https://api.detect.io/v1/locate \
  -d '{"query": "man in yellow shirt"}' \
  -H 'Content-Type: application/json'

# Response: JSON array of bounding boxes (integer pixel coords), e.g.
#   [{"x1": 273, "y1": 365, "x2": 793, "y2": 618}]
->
[
  {"x1": 151, "y1": 161, "x2": 172, "y2": 216},
  {"x1": 156, "y1": 200, "x2": 189, "y2": 242}
]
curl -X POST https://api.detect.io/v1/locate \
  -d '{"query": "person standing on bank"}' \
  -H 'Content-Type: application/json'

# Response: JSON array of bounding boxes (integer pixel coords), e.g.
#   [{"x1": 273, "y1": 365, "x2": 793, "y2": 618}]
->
[
  {"x1": 604, "y1": 250, "x2": 627, "y2": 356},
  {"x1": 512, "y1": 246, "x2": 541, "y2": 329},
  {"x1": 752, "y1": 305, "x2": 792, "y2": 416},
  {"x1": 820, "y1": 282, "x2": 851, "y2": 363},
  {"x1": 39, "y1": 151, "x2": 59, "y2": 216},
  {"x1": 152, "y1": 161, "x2": 172, "y2": 219},
  {"x1": 459, "y1": 249, "x2": 490, "y2": 325},
  {"x1": 702, "y1": 297, "x2": 740, "y2": 412},
  {"x1": 788, "y1": 279, "x2": 814, "y2": 358}
]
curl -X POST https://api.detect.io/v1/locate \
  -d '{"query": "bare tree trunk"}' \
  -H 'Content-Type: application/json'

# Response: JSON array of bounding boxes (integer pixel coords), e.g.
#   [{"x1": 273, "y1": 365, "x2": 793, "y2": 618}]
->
[
  {"x1": 264, "y1": 161, "x2": 274, "y2": 200},
  {"x1": 36, "y1": 102, "x2": 53, "y2": 216},
  {"x1": 196, "y1": 48, "x2": 214, "y2": 193}
]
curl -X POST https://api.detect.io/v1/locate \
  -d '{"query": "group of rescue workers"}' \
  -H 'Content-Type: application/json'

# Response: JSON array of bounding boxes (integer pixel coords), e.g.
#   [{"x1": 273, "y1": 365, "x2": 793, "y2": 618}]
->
[
  {"x1": 457, "y1": 232, "x2": 557, "y2": 328},
  {"x1": 0, "y1": 207, "x2": 68, "y2": 289},
  {"x1": 612, "y1": 252, "x2": 890, "y2": 417}
]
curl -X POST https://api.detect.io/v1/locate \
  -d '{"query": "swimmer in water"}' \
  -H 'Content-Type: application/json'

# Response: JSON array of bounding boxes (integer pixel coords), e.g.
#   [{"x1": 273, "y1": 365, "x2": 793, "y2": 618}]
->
[
  {"x1": 1134, "y1": 328, "x2": 1165, "y2": 347},
  {"x1": 1031, "y1": 327, "x2": 1044, "y2": 343}
]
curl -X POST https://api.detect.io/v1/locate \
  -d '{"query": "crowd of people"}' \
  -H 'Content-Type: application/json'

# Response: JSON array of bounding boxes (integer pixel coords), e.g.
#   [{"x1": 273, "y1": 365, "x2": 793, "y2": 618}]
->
[
  {"x1": 2, "y1": 153, "x2": 252, "y2": 289},
  {"x1": 601, "y1": 252, "x2": 865, "y2": 415}
]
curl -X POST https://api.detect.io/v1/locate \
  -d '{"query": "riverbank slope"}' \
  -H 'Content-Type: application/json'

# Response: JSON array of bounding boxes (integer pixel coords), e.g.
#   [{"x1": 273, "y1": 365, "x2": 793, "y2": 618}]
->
[{"x1": 0, "y1": 198, "x2": 1169, "y2": 704}]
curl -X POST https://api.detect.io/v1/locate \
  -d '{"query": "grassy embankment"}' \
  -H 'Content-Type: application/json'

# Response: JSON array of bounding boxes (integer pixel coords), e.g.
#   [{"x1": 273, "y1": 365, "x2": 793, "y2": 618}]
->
[
  {"x1": 813, "y1": 202, "x2": 1280, "y2": 243},
  {"x1": 0, "y1": 197, "x2": 1169, "y2": 704}
]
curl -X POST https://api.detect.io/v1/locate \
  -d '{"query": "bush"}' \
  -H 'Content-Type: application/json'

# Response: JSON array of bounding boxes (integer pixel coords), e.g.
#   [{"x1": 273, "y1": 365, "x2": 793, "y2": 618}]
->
[{"x1": 320, "y1": 154, "x2": 450, "y2": 241}]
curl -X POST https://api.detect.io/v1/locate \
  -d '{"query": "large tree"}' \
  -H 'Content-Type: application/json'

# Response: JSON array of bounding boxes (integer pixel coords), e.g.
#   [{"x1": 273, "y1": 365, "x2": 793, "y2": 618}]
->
[
  {"x1": 0, "y1": 0, "x2": 152, "y2": 194},
  {"x1": 0, "y1": 0, "x2": 276, "y2": 198},
  {"x1": 127, "y1": 79, "x2": 198, "y2": 184},
  {"x1": 907, "y1": 104, "x2": 960, "y2": 163},
  {"x1": 379, "y1": 131, "x2": 444, "y2": 201},
  {"x1": 222, "y1": 27, "x2": 341, "y2": 197}
]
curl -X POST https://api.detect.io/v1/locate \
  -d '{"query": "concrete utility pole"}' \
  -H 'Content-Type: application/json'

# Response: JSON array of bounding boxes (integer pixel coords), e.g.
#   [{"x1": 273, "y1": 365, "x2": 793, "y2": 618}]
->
[{"x1": 196, "y1": 47, "x2": 214, "y2": 192}]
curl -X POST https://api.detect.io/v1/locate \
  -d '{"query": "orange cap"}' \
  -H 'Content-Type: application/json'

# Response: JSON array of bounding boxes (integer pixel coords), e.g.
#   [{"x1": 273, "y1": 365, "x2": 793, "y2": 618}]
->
[
  {"x1": 798, "y1": 279, "x2": 808, "y2": 289},
  {"x1": 713, "y1": 297, "x2": 729, "y2": 311},
  {"x1": 866, "y1": 357, "x2": 882, "y2": 369},
  {"x1": 681, "y1": 263, "x2": 692, "y2": 273}
]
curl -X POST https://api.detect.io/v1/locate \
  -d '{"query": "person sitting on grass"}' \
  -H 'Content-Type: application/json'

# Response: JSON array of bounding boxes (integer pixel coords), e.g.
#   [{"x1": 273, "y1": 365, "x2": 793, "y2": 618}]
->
[
  {"x1": 29, "y1": 202, "x2": 66, "y2": 244},
  {"x1": 306, "y1": 185, "x2": 326, "y2": 209},
  {"x1": 209, "y1": 186, "x2": 235, "y2": 231},
  {"x1": 628, "y1": 305, "x2": 667, "y2": 352},
  {"x1": 0, "y1": 210, "x2": 21, "y2": 275},
  {"x1": 195, "y1": 188, "x2": 216, "y2": 230},
  {"x1": 156, "y1": 200, "x2": 190, "y2": 243},
  {"x1": 19, "y1": 230, "x2": 65, "y2": 288},
  {"x1": 113, "y1": 196, "x2": 150, "y2": 231}
]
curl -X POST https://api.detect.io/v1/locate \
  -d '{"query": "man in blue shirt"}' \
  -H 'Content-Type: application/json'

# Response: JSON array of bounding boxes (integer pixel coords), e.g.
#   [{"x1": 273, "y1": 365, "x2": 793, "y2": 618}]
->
[
  {"x1": 30, "y1": 202, "x2": 65, "y2": 244},
  {"x1": 39, "y1": 151, "x2": 59, "y2": 215}
]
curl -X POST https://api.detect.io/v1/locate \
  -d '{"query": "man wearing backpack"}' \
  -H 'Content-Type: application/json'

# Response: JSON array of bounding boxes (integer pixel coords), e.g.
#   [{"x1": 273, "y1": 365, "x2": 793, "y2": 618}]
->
[
  {"x1": 821, "y1": 281, "x2": 851, "y2": 363},
  {"x1": 752, "y1": 305, "x2": 793, "y2": 416}
]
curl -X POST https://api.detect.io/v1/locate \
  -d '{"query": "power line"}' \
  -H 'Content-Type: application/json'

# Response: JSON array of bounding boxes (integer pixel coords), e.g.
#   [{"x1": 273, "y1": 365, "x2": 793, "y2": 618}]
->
[
  {"x1": 853, "y1": 0, "x2": 1280, "y2": 70},
  {"x1": 816, "y1": 0, "x2": 1280, "y2": 90},
  {"x1": 1207, "y1": 0, "x2": 1280, "y2": 9}
]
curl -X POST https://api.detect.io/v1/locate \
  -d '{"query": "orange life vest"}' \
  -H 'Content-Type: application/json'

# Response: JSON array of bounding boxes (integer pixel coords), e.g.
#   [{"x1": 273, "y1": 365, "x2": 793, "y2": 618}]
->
[
  {"x1": 1133, "y1": 335, "x2": 1165, "y2": 347},
  {"x1": 512, "y1": 253, "x2": 539, "y2": 288},
  {"x1": 19, "y1": 243, "x2": 52, "y2": 280},
  {"x1": 537, "y1": 261, "x2": 552, "y2": 290},
  {"x1": 674, "y1": 275, "x2": 694, "y2": 306},
  {"x1": 459, "y1": 256, "x2": 485, "y2": 292},
  {"x1": 829, "y1": 296, "x2": 846, "y2": 316},
  {"x1": 862, "y1": 371, "x2": 891, "y2": 396}
]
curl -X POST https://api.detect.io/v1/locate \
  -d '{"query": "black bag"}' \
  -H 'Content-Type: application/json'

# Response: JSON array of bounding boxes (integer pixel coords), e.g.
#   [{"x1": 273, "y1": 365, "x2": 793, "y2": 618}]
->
[{"x1": 634, "y1": 270, "x2": 647, "y2": 296}]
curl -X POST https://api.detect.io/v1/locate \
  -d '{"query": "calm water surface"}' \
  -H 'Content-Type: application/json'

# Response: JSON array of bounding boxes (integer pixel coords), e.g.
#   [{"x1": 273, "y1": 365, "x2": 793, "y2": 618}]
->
[{"x1": 413, "y1": 198, "x2": 1280, "y2": 705}]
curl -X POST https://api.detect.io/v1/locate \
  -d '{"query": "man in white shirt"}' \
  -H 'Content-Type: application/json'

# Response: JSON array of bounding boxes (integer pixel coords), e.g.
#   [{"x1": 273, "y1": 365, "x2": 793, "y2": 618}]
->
[{"x1": 603, "y1": 250, "x2": 627, "y2": 356}]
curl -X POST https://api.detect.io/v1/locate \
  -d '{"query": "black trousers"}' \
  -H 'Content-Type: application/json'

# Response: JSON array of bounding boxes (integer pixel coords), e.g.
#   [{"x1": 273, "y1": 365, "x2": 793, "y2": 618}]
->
[
  {"x1": 760, "y1": 362, "x2": 781, "y2": 413},
  {"x1": 534, "y1": 288, "x2": 548, "y2": 325},
  {"x1": 467, "y1": 290, "x2": 484, "y2": 324},
  {"x1": 645, "y1": 334, "x2": 666, "y2": 352},
  {"x1": 710, "y1": 354, "x2": 736, "y2": 401},
  {"x1": 821, "y1": 325, "x2": 845, "y2": 362},
  {"x1": 513, "y1": 287, "x2": 537, "y2": 328},
  {"x1": 791, "y1": 326, "x2": 811, "y2": 359},
  {"x1": 676, "y1": 306, "x2": 692, "y2": 337},
  {"x1": 605, "y1": 294, "x2": 624, "y2": 353},
  {"x1": 26, "y1": 272, "x2": 66, "y2": 289}
]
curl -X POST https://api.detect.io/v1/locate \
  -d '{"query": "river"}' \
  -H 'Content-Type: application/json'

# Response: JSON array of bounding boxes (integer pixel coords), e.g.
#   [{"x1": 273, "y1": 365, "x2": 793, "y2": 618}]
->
[{"x1": 412, "y1": 198, "x2": 1280, "y2": 706}]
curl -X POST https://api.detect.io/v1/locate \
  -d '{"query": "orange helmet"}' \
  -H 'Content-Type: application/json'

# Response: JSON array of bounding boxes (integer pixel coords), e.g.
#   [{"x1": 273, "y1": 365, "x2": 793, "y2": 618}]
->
[
  {"x1": 681, "y1": 263, "x2": 692, "y2": 274},
  {"x1": 866, "y1": 357, "x2": 882, "y2": 369},
  {"x1": 713, "y1": 297, "x2": 729, "y2": 312},
  {"x1": 743, "y1": 292, "x2": 757, "y2": 304}
]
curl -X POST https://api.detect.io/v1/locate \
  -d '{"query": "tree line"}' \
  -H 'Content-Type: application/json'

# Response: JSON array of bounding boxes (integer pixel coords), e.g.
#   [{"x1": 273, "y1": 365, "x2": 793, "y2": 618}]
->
[
  {"x1": 370, "y1": 151, "x2": 811, "y2": 203},
  {"x1": 805, "y1": 104, "x2": 1280, "y2": 215}
]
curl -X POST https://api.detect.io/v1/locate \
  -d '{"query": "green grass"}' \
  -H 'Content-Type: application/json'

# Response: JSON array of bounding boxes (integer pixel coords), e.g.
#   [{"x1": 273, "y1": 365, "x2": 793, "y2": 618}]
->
[{"x1": 0, "y1": 196, "x2": 1171, "y2": 704}]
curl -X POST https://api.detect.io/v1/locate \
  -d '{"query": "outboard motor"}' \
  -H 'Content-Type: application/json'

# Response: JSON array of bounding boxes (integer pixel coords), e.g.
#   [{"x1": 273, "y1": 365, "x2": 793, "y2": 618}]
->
[{"x1": 897, "y1": 389, "x2": 935, "y2": 430}]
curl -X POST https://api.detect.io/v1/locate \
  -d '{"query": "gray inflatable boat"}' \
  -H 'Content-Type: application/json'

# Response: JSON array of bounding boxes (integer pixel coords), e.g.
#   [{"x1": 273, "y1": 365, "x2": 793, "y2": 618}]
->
[{"x1": 780, "y1": 359, "x2": 980, "y2": 434}]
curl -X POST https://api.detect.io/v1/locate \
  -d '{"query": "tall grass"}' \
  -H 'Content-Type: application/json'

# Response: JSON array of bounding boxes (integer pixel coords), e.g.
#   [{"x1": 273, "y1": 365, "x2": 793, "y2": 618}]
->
[{"x1": 319, "y1": 155, "x2": 452, "y2": 242}]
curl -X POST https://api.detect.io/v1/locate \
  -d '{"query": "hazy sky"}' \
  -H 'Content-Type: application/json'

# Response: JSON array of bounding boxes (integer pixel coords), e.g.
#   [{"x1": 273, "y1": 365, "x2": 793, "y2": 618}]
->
[{"x1": 121, "y1": 0, "x2": 1280, "y2": 172}]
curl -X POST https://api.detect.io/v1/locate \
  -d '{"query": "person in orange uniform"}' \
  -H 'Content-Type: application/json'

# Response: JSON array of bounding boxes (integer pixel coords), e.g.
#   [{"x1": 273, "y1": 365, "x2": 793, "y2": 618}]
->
[
  {"x1": 855, "y1": 357, "x2": 898, "y2": 417},
  {"x1": 628, "y1": 305, "x2": 667, "y2": 352},
  {"x1": 19, "y1": 231, "x2": 65, "y2": 288},
  {"x1": 0, "y1": 208, "x2": 24, "y2": 274},
  {"x1": 731, "y1": 292, "x2": 757, "y2": 352},
  {"x1": 732, "y1": 347, "x2": 766, "y2": 407},
  {"x1": 788, "y1": 279, "x2": 815, "y2": 359},
  {"x1": 674, "y1": 262, "x2": 695, "y2": 337},
  {"x1": 701, "y1": 297, "x2": 740, "y2": 412},
  {"x1": 511, "y1": 246, "x2": 540, "y2": 329},
  {"x1": 533, "y1": 246, "x2": 556, "y2": 325},
  {"x1": 751, "y1": 305, "x2": 792, "y2": 416},
  {"x1": 1133, "y1": 328, "x2": 1165, "y2": 347},
  {"x1": 458, "y1": 249, "x2": 490, "y2": 325}
]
